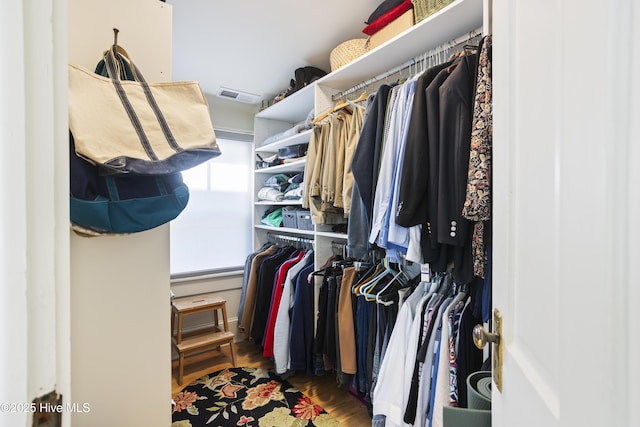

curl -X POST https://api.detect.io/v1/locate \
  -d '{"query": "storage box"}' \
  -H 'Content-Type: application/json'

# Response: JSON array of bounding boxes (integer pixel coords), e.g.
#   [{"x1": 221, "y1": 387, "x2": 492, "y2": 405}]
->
[
  {"x1": 282, "y1": 207, "x2": 298, "y2": 229},
  {"x1": 278, "y1": 143, "x2": 308, "y2": 160},
  {"x1": 296, "y1": 209, "x2": 314, "y2": 231},
  {"x1": 369, "y1": 9, "x2": 415, "y2": 50}
]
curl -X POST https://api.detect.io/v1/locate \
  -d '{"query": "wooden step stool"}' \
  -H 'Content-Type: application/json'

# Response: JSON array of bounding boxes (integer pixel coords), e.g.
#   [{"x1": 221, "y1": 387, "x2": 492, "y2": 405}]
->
[{"x1": 171, "y1": 293, "x2": 236, "y2": 386}]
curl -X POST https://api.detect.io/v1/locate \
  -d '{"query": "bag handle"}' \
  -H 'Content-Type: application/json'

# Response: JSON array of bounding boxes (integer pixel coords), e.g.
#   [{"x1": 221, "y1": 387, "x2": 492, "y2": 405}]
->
[
  {"x1": 102, "y1": 41, "x2": 182, "y2": 160},
  {"x1": 104, "y1": 45, "x2": 147, "y2": 83},
  {"x1": 106, "y1": 29, "x2": 143, "y2": 81},
  {"x1": 112, "y1": 45, "x2": 147, "y2": 82}
]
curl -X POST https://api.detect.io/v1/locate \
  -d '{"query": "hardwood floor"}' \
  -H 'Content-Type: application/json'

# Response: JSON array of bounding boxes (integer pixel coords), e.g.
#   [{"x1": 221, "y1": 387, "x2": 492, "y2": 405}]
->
[{"x1": 171, "y1": 340, "x2": 372, "y2": 426}]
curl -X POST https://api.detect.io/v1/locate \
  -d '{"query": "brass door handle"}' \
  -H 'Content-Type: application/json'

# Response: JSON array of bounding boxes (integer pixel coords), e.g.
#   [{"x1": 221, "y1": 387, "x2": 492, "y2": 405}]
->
[
  {"x1": 473, "y1": 324, "x2": 500, "y2": 349},
  {"x1": 472, "y1": 309, "x2": 503, "y2": 392}
]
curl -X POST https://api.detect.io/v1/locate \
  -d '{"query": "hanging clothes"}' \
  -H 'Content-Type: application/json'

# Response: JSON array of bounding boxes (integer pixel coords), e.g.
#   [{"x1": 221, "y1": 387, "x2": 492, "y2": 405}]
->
[
  {"x1": 238, "y1": 242, "x2": 272, "y2": 326},
  {"x1": 321, "y1": 114, "x2": 345, "y2": 211},
  {"x1": 368, "y1": 84, "x2": 401, "y2": 249},
  {"x1": 342, "y1": 105, "x2": 366, "y2": 216},
  {"x1": 395, "y1": 60, "x2": 455, "y2": 268},
  {"x1": 371, "y1": 272, "x2": 484, "y2": 427},
  {"x1": 288, "y1": 262, "x2": 317, "y2": 376},
  {"x1": 368, "y1": 77, "x2": 419, "y2": 262},
  {"x1": 418, "y1": 63, "x2": 457, "y2": 272},
  {"x1": 371, "y1": 280, "x2": 428, "y2": 426},
  {"x1": 436, "y1": 52, "x2": 478, "y2": 285},
  {"x1": 250, "y1": 245, "x2": 298, "y2": 344},
  {"x1": 462, "y1": 35, "x2": 493, "y2": 278},
  {"x1": 337, "y1": 266, "x2": 359, "y2": 377},
  {"x1": 305, "y1": 122, "x2": 329, "y2": 224},
  {"x1": 238, "y1": 244, "x2": 279, "y2": 339},
  {"x1": 395, "y1": 60, "x2": 454, "y2": 228},
  {"x1": 304, "y1": 101, "x2": 366, "y2": 227},
  {"x1": 272, "y1": 251, "x2": 314, "y2": 374},
  {"x1": 386, "y1": 79, "x2": 418, "y2": 261},
  {"x1": 343, "y1": 48, "x2": 482, "y2": 283},
  {"x1": 348, "y1": 85, "x2": 393, "y2": 260},
  {"x1": 262, "y1": 249, "x2": 307, "y2": 357},
  {"x1": 238, "y1": 242, "x2": 318, "y2": 376}
]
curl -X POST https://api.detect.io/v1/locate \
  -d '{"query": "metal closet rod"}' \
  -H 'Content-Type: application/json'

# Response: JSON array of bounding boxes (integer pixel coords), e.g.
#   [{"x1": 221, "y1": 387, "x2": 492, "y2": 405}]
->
[
  {"x1": 267, "y1": 232, "x2": 315, "y2": 246},
  {"x1": 332, "y1": 27, "x2": 483, "y2": 102}
]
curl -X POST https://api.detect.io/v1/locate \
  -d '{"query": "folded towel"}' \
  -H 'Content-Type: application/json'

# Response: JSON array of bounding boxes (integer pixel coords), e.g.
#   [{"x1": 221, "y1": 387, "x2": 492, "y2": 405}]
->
[{"x1": 258, "y1": 187, "x2": 284, "y2": 202}]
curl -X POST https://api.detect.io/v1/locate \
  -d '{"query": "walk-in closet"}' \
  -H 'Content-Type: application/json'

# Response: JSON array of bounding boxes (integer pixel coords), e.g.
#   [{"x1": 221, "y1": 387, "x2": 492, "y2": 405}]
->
[{"x1": 5, "y1": 0, "x2": 640, "y2": 426}]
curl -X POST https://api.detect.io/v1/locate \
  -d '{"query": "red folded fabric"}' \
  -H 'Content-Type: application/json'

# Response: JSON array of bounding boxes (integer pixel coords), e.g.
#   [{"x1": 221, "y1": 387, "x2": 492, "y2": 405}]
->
[
  {"x1": 362, "y1": 0, "x2": 413, "y2": 36},
  {"x1": 365, "y1": 0, "x2": 406, "y2": 24}
]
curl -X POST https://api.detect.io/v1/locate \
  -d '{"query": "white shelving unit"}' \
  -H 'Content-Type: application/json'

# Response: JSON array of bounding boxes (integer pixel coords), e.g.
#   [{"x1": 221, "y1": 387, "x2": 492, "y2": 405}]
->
[
  {"x1": 252, "y1": 0, "x2": 485, "y2": 265},
  {"x1": 255, "y1": 84, "x2": 315, "y2": 122},
  {"x1": 254, "y1": 159, "x2": 307, "y2": 175},
  {"x1": 256, "y1": 129, "x2": 313, "y2": 152},
  {"x1": 253, "y1": 110, "x2": 313, "y2": 249}
]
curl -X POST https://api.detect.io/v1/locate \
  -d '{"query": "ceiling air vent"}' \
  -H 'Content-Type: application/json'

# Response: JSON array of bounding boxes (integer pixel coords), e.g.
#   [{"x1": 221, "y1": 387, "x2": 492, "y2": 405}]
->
[{"x1": 216, "y1": 87, "x2": 261, "y2": 104}]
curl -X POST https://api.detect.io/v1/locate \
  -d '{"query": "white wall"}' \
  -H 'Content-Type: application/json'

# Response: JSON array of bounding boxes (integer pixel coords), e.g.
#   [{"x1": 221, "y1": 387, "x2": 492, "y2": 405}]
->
[
  {"x1": 68, "y1": 1, "x2": 173, "y2": 426},
  {"x1": 207, "y1": 94, "x2": 257, "y2": 133}
]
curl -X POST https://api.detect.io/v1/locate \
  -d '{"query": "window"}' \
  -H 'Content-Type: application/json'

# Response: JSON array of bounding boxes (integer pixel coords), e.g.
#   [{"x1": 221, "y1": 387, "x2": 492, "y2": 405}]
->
[{"x1": 170, "y1": 133, "x2": 253, "y2": 276}]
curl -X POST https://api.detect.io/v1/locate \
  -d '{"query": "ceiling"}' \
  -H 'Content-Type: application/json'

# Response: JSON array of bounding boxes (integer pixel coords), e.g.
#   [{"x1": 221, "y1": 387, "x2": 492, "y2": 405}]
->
[{"x1": 167, "y1": 0, "x2": 379, "y2": 115}]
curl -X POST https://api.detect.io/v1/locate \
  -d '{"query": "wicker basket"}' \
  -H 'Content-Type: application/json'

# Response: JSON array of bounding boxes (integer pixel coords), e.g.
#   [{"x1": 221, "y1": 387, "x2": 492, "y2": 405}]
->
[
  {"x1": 330, "y1": 39, "x2": 370, "y2": 72},
  {"x1": 412, "y1": 0, "x2": 455, "y2": 23}
]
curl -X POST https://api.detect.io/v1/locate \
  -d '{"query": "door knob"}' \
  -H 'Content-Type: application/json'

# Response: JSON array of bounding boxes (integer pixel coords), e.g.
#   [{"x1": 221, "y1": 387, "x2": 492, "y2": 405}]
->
[
  {"x1": 472, "y1": 309, "x2": 503, "y2": 392},
  {"x1": 473, "y1": 324, "x2": 500, "y2": 349}
]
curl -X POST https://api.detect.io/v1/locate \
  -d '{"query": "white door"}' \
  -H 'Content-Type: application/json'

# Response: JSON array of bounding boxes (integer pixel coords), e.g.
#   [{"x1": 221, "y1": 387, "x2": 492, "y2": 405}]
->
[{"x1": 491, "y1": 0, "x2": 640, "y2": 426}]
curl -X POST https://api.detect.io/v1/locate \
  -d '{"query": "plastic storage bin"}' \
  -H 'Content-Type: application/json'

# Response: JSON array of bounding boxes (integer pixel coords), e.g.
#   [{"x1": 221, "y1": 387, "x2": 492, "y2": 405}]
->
[
  {"x1": 296, "y1": 209, "x2": 314, "y2": 231},
  {"x1": 282, "y1": 207, "x2": 298, "y2": 229}
]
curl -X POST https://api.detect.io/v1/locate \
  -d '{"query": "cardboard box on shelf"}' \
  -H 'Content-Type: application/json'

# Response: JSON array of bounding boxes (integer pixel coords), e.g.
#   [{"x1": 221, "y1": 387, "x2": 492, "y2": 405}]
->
[{"x1": 369, "y1": 9, "x2": 415, "y2": 50}]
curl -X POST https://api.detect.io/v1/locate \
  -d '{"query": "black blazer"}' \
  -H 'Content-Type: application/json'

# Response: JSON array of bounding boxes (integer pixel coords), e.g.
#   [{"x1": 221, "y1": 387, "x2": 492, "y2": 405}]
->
[
  {"x1": 395, "y1": 60, "x2": 453, "y2": 228},
  {"x1": 435, "y1": 54, "x2": 478, "y2": 284},
  {"x1": 437, "y1": 53, "x2": 478, "y2": 248}
]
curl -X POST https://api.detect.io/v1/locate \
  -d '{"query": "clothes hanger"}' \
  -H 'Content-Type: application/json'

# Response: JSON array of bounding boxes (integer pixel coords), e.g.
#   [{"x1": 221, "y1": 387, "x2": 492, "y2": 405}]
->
[
  {"x1": 332, "y1": 99, "x2": 353, "y2": 116},
  {"x1": 311, "y1": 98, "x2": 353, "y2": 124},
  {"x1": 373, "y1": 253, "x2": 423, "y2": 303},
  {"x1": 310, "y1": 253, "x2": 336, "y2": 277},
  {"x1": 374, "y1": 262, "x2": 409, "y2": 305},
  {"x1": 462, "y1": 30, "x2": 481, "y2": 54},
  {"x1": 351, "y1": 262, "x2": 383, "y2": 295},
  {"x1": 358, "y1": 258, "x2": 398, "y2": 301},
  {"x1": 311, "y1": 108, "x2": 331, "y2": 124},
  {"x1": 351, "y1": 90, "x2": 369, "y2": 104},
  {"x1": 352, "y1": 261, "x2": 382, "y2": 294},
  {"x1": 364, "y1": 268, "x2": 405, "y2": 302},
  {"x1": 395, "y1": 66, "x2": 407, "y2": 85}
]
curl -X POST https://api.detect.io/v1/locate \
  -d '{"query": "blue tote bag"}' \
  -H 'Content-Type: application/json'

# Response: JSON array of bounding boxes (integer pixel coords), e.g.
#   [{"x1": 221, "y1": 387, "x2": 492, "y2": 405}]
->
[{"x1": 70, "y1": 133, "x2": 189, "y2": 234}]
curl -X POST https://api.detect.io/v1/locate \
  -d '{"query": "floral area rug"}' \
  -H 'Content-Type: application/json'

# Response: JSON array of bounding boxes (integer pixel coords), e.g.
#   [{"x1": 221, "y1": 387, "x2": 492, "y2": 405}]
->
[{"x1": 171, "y1": 367, "x2": 342, "y2": 427}]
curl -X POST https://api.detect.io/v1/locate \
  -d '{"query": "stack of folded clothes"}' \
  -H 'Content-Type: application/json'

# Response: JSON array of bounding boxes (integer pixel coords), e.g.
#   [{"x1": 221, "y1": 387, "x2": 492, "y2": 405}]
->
[
  {"x1": 362, "y1": 0, "x2": 413, "y2": 37},
  {"x1": 257, "y1": 173, "x2": 304, "y2": 203}
]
